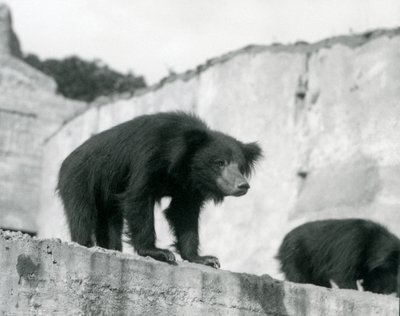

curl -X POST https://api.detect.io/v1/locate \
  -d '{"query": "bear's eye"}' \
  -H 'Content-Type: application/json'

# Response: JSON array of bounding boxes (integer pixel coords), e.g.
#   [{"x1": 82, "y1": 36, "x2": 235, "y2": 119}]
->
[{"x1": 215, "y1": 160, "x2": 226, "y2": 168}]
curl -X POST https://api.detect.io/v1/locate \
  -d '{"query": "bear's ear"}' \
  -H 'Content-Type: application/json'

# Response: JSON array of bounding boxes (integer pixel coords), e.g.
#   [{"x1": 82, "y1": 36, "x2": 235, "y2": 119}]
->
[
  {"x1": 168, "y1": 129, "x2": 209, "y2": 176},
  {"x1": 241, "y1": 142, "x2": 262, "y2": 176},
  {"x1": 243, "y1": 142, "x2": 262, "y2": 164}
]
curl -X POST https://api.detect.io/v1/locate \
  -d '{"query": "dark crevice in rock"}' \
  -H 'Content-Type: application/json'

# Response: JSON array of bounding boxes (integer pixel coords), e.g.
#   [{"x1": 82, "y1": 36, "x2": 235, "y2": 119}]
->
[{"x1": 0, "y1": 107, "x2": 37, "y2": 118}]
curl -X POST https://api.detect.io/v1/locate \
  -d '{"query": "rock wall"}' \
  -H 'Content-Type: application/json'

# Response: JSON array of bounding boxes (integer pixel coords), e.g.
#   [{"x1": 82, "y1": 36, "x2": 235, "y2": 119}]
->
[
  {"x1": 39, "y1": 28, "x2": 400, "y2": 278},
  {"x1": 0, "y1": 4, "x2": 88, "y2": 233},
  {"x1": 0, "y1": 230, "x2": 398, "y2": 316}
]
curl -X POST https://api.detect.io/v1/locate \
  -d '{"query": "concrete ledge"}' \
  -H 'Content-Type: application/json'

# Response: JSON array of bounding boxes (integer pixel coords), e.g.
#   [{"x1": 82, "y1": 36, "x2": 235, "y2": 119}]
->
[{"x1": 0, "y1": 230, "x2": 398, "y2": 315}]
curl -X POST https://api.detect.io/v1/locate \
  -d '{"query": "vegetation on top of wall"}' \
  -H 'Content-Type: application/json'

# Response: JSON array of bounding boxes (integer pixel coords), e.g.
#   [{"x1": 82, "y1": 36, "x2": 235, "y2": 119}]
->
[{"x1": 23, "y1": 53, "x2": 147, "y2": 102}]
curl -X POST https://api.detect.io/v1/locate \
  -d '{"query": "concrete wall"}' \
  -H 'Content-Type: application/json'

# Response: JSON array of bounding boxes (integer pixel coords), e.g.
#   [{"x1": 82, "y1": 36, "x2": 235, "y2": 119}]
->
[
  {"x1": 1, "y1": 230, "x2": 398, "y2": 316},
  {"x1": 0, "y1": 58, "x2": 87, "y2": 233},
  {"x1": 39, "y1": 29, "x2": 400, "y2": 278},
  {"x1": 0, "y1": 5, "x2": 88, "y2": 233}
]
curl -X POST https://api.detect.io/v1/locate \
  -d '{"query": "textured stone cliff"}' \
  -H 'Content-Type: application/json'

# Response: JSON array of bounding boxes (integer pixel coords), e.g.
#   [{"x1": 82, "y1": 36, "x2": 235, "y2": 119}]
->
[
  {"x1": 0, "y1": 4, "x2": 87, "y2": 233},
  {"x1": 0, "y1": 4, "x2": 21, "y2": 57}
]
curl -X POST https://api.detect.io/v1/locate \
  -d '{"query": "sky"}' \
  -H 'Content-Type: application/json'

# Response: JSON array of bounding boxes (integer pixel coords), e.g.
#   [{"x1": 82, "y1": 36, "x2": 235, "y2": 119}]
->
[{"x1": 2, "y1": 0, "x2": 400, "y2": 84}]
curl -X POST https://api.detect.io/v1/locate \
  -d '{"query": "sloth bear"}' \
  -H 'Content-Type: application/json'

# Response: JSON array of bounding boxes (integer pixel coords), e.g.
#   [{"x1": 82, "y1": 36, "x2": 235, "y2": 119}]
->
[
  {"x1": 58, "y1": 111, "x2": 262, "y2": 268},
  {"x1": 277, "y1": 219, "x2": 400, "y2": 295}
]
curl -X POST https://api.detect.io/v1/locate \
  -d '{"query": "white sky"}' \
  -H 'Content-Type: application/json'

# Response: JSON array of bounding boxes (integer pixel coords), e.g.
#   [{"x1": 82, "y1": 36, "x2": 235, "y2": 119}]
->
[{"x1": 2, "y1": 0, "x2": 400, "y2": 83}]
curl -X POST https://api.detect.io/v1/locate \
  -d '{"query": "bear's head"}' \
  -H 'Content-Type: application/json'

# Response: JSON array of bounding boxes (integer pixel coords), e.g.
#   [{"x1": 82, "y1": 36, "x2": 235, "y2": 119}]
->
[
  {"x1": 364, "y1": 244, "x2": 399, "y2": 295},
  {"x1": 169, "y1": 129, "x2": 262, "y2": 202}
]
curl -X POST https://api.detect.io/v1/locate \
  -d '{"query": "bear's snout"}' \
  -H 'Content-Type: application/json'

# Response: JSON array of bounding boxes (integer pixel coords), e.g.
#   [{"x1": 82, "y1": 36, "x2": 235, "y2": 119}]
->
[
  {"x1": 217, "y1": 163, "x2": 250, "y2": 196},
  {"x1": 234, "y1": 181, "x2": 250, "y2": 196}
]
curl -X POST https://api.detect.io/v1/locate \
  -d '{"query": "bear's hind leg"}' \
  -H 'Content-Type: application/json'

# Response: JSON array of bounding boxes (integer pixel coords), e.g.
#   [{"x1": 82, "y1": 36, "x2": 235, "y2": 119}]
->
[
  {"x1": 94, "y1": 200, "x2": 123, "y2": 251},
  {"x1": 108, "y1": 210, "x2": 123, "y2": 251},
  {"x1": 63, "y1": 199, "x2": 96, "y2": 248},
  {"x1": 95, "y1": 212, "x2": 110, "y2": 249}
]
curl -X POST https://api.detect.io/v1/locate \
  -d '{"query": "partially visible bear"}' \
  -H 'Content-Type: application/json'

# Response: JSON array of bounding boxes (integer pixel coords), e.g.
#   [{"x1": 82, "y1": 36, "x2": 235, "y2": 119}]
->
[
  {"x1": 277, "y1": 219, "x2": 399, "y2": 295},
  {"x1": 58, "y1": 111, "x2": 262, "y2": 268}
]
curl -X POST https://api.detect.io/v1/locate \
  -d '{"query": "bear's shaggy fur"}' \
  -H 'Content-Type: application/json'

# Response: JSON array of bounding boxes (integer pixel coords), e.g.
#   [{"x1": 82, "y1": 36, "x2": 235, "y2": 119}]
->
[
  {"x1": 277, "y1": 219, "x2": 399, "y2": 295},
  {"x1": 58, "y1": 111, "x2": 262, "y2": 267}
]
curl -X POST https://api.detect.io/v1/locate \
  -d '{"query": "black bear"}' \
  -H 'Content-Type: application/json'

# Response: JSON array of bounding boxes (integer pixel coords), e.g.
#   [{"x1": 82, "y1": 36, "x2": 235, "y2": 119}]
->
[
  {"x1": 57, "y1": 111, "x2": 262, "y2": 268},
  {"x1": 277, "y1": 219, "x2": 400, "y2": 295}
]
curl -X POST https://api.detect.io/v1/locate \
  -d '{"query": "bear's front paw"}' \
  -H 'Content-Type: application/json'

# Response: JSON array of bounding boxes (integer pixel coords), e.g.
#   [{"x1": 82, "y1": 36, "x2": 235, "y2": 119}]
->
[
  {"x1": 191, "y1": 255, "x2": 220, "y2": 269},
  {"x1": 138, "y1": 248, "x2": 176, "y2": 264}
]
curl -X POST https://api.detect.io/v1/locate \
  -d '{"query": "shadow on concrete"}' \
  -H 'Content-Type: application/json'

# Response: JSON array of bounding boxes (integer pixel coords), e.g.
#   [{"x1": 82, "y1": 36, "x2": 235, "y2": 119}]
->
[{"x1": 236, "y1": 273, "x2": 289, "y2": 315}]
